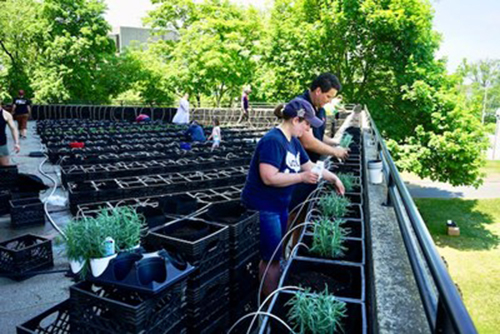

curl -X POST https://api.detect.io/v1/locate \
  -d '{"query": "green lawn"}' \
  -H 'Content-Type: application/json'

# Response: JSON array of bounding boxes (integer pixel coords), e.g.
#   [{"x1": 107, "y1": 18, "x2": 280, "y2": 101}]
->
[{"x1": 415, "y1": 198, "x2": 500, "y2": 334}]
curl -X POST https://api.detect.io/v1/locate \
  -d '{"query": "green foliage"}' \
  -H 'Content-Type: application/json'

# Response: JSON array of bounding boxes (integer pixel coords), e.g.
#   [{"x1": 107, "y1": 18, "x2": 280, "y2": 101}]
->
[
  {"x1": 339, "y1": 134, "x2": 354, "y2": 148},
  {"x1": 286, "y1": 287, "x2": 347, "y2": 334},
  {"x1": 263, "y1": 0, "x2": 488, "y2": 186},
  {"x1": 336, "y1": 173, "x2": 357, "y2": 193},
  {"x1": 147, "y1": 0, "x2": 265, "y2": 107},
  {"x1": 310, "y1": 218, "x2": 348, "y2": 259},
  {"x1": 319, "y1": 193, "x2": 351, "y2": 218},
  {"x1": 63, "y1": 206, "x2": 146, "y2": 262}
]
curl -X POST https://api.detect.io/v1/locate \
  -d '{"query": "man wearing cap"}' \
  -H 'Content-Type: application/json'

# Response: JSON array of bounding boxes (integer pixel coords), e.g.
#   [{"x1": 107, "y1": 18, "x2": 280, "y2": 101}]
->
[
  {"x1": 241, "y1": 97, "x2": 345, "y2": 298},
  {"x1": 12, "y1": 90, "x2": 32, "y2": 139},
  {"x1": 0, "y1": 101, "x2": 21, "y2": 166},
  {"x1": 288, "y1": 73, "x2": 348, "y2": 220}
]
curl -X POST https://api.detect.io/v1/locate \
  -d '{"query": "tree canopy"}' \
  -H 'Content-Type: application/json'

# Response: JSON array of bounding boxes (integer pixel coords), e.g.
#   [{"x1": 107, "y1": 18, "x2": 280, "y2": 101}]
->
[{"x1": 0, "y1": 0, "x2": 491, "y2": 186}]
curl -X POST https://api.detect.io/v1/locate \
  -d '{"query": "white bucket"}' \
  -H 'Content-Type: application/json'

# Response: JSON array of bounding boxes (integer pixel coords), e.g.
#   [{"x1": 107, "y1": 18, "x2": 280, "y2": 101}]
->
[
  {"x1": 90, "y1": 254, "x2": 117, "y2": 277},
  {"x1": 368, "y1": 160, "x2": 383, "y2": 184}
]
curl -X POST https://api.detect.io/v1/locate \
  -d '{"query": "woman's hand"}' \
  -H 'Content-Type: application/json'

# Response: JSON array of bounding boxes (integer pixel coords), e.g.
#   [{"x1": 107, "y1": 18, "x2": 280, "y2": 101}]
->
[
  {"x1": 332, "y1": 175, "x2": 345, "y2": 195},
  {"x1": 300, "y1": 171, "x2": 319, "y2": 184}
]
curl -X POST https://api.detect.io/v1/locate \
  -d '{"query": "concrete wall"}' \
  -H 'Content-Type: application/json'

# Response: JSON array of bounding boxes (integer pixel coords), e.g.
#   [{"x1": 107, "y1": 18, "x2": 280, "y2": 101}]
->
[{"x1": 110, "y1": 26, "x2": 179, "y2": 53}]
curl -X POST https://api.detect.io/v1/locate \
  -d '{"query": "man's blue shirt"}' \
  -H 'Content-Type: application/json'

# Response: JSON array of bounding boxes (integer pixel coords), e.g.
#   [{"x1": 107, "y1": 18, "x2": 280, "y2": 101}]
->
[
  {"x1": 298, "y1": 90, "x2": 326, "y2": 163},
  {"x1": 241, "y1": 128, "x2": 309, "y2": 212}
]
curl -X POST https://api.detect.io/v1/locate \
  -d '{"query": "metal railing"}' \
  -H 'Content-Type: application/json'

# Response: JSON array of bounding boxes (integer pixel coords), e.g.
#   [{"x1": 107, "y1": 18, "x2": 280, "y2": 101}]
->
[{"x1": 365, "y1": 107, "x2": 477, "y2": 334}]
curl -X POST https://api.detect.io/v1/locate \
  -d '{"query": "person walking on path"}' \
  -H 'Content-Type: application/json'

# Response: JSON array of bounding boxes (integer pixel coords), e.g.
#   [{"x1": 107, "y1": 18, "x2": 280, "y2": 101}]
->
[
  {"x1": 11, "y1": 90, "x2": 31, "y2": 139},
  {"x1": 241, "y1": 97, "x2": 345, "y2": 298},
  {"x1": 172, "y1": 93, "x2": 190, "y2": 124},
  {"x1": 0, "y1": 102, "x2": 21, "y2": 166},
  {"x1": 238, "y1": 87, "x2": 251, "y2": 124}
]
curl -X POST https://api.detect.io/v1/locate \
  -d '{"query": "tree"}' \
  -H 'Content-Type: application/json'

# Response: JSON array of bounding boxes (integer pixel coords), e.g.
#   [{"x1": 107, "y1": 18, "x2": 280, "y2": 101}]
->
[
  {"x1": 0, "y1": 0, "x2": 42, "y2": 98},
  {"x1": 31, "y1": 0, "x2": 117, "y2": 103},
  {"x1": 261, "y1": 0, "x2": 488, "y2": 186},
  {"x1": 147, "y1": 0, "x2": 264, "y2": 107}
]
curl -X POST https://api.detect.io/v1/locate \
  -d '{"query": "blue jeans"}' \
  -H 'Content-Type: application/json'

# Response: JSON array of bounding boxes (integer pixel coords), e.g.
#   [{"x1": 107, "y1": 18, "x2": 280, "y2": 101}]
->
[{"x1": 259, "y1": 210, "x2": 289, "y2": 262}]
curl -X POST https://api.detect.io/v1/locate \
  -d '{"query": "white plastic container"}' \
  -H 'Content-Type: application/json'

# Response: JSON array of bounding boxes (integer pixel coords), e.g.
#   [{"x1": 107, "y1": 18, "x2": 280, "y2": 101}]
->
[
  {"x1": 90, "y1": 254, "x2": 117, "y2": 277},
  {"x1": 311, "y1": 161, "x2": 325, "y2": 181},
  {"x1": 368, "y1": 160, "x2": 383, "y2": 184}
]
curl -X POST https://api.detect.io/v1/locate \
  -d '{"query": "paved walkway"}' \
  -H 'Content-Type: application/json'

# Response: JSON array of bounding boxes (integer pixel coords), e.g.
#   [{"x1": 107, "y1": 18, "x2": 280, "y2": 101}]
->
[{"x1": 401, "y1": 172, "x2": 500, "y2": 199}]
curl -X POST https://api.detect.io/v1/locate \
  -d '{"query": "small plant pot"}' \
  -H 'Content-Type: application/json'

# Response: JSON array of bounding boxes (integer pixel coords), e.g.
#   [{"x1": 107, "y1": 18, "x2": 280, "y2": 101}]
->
[
  {"x1": 69, "y1": 258, "x2": 85, "y2": 274},
  {"x1": 113, "y1": 252, "x2": 143, "y2": 281},
  {"x1": 137, "y1": 257, "x2": 167, "y2": 285},
  {"x1": 90, "y1": 254, "x2": 117, "y2": 277}
]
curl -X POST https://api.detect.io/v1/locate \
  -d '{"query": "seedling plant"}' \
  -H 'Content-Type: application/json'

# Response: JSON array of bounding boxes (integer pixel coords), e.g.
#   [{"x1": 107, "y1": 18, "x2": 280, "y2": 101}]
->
[{"x1": 286, "y1": 287, "x2": 347, "y2": 334}]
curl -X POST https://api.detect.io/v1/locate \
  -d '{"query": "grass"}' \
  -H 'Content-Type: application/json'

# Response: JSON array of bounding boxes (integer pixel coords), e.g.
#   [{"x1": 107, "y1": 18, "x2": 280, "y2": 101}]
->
[{"x1": 415, "y1": 198, "x2": 500, "y2": 334}]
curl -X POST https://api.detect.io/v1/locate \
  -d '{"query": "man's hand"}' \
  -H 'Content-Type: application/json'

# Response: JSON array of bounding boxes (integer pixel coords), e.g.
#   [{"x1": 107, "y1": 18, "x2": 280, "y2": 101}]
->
[
  {"x1": 13, "y1": 144, "x2": 20, "y2": 153},
  {"x1": 333, "y1": 147, "x2": 349, "y2": 160},
  {"x1": 300, "y1": 171, "x2": 319, "y2": 184}
]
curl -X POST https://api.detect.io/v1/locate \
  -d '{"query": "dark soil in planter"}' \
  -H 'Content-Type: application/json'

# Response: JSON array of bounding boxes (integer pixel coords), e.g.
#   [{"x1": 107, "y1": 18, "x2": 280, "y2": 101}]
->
[
  {"x1": 165, "y1": 222, "x2": 211, "y2": 241},
  {"x1": 287, "y1": 271, "x2": 352, "y2": 297}
]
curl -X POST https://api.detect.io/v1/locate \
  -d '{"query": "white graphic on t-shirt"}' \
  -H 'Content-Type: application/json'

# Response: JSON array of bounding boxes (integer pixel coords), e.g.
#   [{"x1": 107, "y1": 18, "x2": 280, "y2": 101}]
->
[{"x1": 285, "y1": 151, "x2": 301, "y2": 173}]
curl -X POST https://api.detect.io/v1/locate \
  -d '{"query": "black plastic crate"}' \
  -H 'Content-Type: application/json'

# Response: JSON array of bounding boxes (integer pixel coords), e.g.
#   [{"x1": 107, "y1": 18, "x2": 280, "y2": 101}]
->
[
  {"x1": 16, "y1": 300, "x2": 76, "y2": 334},
  {"x1": 9, "y1": 197, "x2": 45, "y2": 227},
  {"x1": 0, "y1": 234, "x2": 53, "y2": 280},
  {"x1": 187, "y1": 270, "x2": 230, "y2": 306},
  {"x1": 146, "y1": 218, "x2": 230, "y2": 271},
  {"x1": 188, "y1": 307, "x2": 230, "y2": 334},
  {"x1": 0, "y1": 190, "x2": 10, "y2": 215},
  {"x1": 69, "y1": 280, "x2": 186, "y2": 334},
  {"x1": 229, "y1": 289, "x2": 259, "y2": 332},
  {"x1": 17, "y1": 299, "x2": 187, "y2": 334},
  {"x1": 230, "y1": 250, "x2": 259, "y2": 298},
  {"x1": 0, "y1": 165, "x2": 18, "y2": 190}
]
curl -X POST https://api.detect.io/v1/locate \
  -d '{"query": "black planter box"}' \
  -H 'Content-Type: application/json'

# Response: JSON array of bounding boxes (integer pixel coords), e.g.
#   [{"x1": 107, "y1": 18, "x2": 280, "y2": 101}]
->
[
  {"x1": 69, "y1": 280, "x2": 186, "y2": 334},
  {"x1": 281, "y1": 257, "x2": 365, "y2": 301},
  {"x1": 229, "y1": 288, "x2": 259, "y2": 332},
  {"x1": 9, "y1": 197, "x2": 45, "y2": 228},
  {"x1": 146, "y1": 219, "x2": 230, "y2": 285},
  {"x1": 160, "y1": 194, "x2": 199, "y2": 215},
  {"x1": 259, "y1": 290, "x2": 367, "y2": 334},
  {"x1": 0, "y1": 234, "x2": 53, "y2": 280},
  {"x1": 198, "y1": 200, "x2": 260, "y2": 261},
  {"x1": 297, "y1": 234, "x2": 365, "y2": 265}
]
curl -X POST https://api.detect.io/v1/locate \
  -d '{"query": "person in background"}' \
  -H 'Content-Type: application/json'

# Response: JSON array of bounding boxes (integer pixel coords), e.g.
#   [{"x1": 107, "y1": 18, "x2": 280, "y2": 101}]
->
[
  {"x1": 11, "y1": 90, "x2": 31, "y2": 139},
  {"x1": 135, "y1": 114, "x2": 151, "y2": 122},
  {"x1": 324, "y1": 94, "x2": 347, "y2": 137},
  {"x1": 172, "y1": 93, "x2": 190, "y2": 124},
  {"x1": 238, "y1": 87, "x2": 251, "y2": 123},
  {"x1": 207, "y1": 117, "x2": 221, "y2": 151},
  {"x1": 184, "y1": 120, "x2": 206, "y2": 142},
  {"x1": 0, "y1": 101, "x2": 21, "y2": 166},
  {"x1": 241, "y1": 97, "x2": 345, "y2": 298}
]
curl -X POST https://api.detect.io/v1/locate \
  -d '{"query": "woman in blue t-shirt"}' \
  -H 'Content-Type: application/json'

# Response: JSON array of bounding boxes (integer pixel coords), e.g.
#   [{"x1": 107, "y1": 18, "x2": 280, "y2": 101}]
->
[{"x1": 241, "y1": 97, "x2": 345, "y2": 298}]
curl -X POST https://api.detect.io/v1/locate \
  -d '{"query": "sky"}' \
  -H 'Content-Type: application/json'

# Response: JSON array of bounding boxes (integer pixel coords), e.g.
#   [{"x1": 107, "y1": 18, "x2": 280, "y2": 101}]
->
[{"x1": 103, "y1": 0, "x2": 500, "y2": 73}]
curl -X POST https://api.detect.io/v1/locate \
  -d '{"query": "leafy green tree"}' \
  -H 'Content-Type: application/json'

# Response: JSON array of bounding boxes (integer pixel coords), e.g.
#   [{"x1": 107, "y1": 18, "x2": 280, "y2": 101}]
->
[
  {"x1": 262, "y1": 0, "x2": 488, "y2": 186},
  {"x1": 0, "y1": 0, "x2": 42, "y2": 98},
  {"x1": 147, "y1": 0, "x2": 264, "y2": 107},
  {"x1": 32, "y1": 0, "x2": 116, "y2": 103}
]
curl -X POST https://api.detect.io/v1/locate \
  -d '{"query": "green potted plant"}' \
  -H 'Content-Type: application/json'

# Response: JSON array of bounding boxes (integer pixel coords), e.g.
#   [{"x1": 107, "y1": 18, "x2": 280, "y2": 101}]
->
[
  {"x1": 310, "y1": 218, "x2": 349, "y2": 259},
  {"x1": 336, "y1": 173, "x2": 357, "y2": 193},
  {"x1": 318, "y1": 193, "x2": 351, "y2": 219},
  {"x1": 286, "y1": 287, "x2": 347, "y2": 334},
  {"x1": 339, "y1": 133, "x2": 353, "y2": 148},
  {"x1": 96, "y1": 206, "x2": 145, "y2": 252}
]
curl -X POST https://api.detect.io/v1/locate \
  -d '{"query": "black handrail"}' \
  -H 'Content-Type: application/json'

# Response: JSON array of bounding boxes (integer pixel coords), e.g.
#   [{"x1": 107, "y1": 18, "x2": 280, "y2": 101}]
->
[{"x1": 365, "y1": 107, "x2": 477, "y2": 334}]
